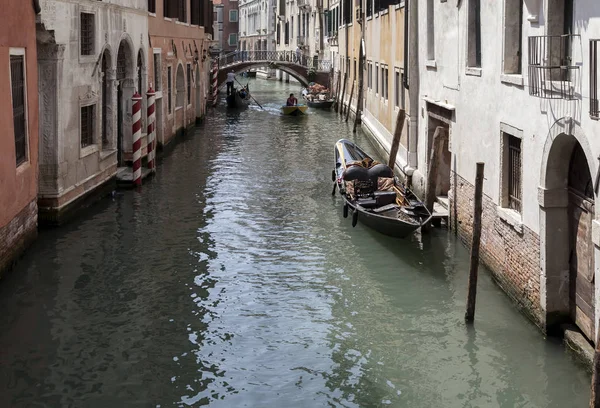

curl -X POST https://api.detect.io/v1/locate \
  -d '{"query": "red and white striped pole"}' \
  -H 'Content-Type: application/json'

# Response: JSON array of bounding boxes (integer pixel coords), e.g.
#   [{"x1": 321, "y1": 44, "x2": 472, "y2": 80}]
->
[
  {"x1": 132, "y1": 92, "x2": 142, "y2": 186},
  {"x1": 212, "y1": 61, "x2": 218, "y2": 106},
  {"x1": 146, "y1": 86, "x2": 156, "y2": 173}
]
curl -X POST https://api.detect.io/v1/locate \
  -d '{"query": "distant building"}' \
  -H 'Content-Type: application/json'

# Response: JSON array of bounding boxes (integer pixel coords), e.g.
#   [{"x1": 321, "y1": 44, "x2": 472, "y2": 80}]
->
[
  {"x1": 213, "y1": 0, "x2": 239, "y2": 54},
  {"x1": 239, "y1": 0, "x2": 276, "y2": 77},
  {"x1": 0, "y1": 0, "x2": 40, "y2": 275},
  {"x1": 148, "y1": 0, "x2": 214, "y2": 146},
  {"x1": 274, "y1": 0, "x2": 330, "y2": 83}
]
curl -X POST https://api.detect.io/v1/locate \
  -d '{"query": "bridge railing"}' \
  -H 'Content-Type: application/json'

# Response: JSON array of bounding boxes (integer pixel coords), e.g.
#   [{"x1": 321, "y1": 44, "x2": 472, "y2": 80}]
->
[{"x1": 216, "y1": 50, "x2": 331, "y2": 73}]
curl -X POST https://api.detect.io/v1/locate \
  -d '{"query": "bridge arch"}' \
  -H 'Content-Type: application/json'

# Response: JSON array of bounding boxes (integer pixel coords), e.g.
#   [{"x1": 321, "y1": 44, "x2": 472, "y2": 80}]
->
[{"x1": 217, "y1": 63, "x2": 310, "y2": 89}]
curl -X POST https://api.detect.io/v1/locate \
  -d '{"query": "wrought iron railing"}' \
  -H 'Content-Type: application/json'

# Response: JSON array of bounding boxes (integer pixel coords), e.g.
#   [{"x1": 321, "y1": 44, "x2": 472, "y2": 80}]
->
[
  {"x1": 528, "y1": 34, "x2": 580, "y2": 99},
  {"x1": 216, "y1": 50, "x2": 331, "y2": 72}
]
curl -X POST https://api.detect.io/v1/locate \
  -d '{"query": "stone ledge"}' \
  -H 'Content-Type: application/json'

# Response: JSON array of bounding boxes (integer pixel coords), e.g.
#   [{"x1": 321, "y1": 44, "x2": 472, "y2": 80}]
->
[
  {"x1": 563, "y1": 324, "x2": 594, "y2": 373},
  {"x1": 538, "y1": 186, "x2": 568, "y2": 208}
]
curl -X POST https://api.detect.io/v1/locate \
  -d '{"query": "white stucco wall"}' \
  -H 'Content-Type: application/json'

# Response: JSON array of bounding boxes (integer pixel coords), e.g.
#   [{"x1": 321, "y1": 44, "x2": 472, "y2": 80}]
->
[{"x1": 417, "y1": 0, "x2": 600, "y2": 235}]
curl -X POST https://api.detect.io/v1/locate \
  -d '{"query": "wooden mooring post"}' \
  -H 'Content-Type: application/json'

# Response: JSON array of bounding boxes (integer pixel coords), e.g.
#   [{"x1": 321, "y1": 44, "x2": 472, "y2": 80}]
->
[
  {"x1": 339, "y1": 73, "x2": 348, "y2": 115},
  {"x1": 388, "y1": 109, "x2": 406, "y2": 169},
  {"x1": 345, "y1": 79, "x2": 355, "y2": 122},
  {"x1": 465, "y1": 162, "x2": 485, "y2": 323},
  {"x1": 333, "y1": 72, "x2": 341, "y2": 112}
]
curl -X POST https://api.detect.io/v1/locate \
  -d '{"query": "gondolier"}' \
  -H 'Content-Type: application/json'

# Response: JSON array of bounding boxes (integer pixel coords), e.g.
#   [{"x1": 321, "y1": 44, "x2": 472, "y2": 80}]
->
[{"x1": 226, "y1": 70, "x2": 235, "y2": 96}]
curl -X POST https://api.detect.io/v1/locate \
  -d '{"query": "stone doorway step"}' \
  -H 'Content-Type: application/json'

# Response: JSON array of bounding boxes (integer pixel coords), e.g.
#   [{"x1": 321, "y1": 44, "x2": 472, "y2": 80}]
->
[
  {"x1": 431, "y1": 195, "x2": 449, "y2": 227},
  {"x1": 116, "y1": 166, "x2": 153, "y2": 188}
]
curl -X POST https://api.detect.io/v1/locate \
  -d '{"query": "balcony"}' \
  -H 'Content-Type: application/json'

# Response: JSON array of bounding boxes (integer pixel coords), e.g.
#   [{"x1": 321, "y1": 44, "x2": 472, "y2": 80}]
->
[
  {"x1": 528, "y1": 34, "x2": 580, "y2": 100},
  {"x1": 297, "y1": 0, "x2": 311, "y2": 10}
]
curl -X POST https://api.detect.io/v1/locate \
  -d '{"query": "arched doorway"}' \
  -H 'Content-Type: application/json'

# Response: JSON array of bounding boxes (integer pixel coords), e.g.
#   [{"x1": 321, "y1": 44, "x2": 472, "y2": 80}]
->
[
  {"x1": 541, "y1": 126, "x2": 596, "y2": 343},
  {"x1": 116, "y1": 39, "x2": 135, "y2": 166},
  {"x1": 101, "y1": 49, "x2": 113, "y2": 150}
]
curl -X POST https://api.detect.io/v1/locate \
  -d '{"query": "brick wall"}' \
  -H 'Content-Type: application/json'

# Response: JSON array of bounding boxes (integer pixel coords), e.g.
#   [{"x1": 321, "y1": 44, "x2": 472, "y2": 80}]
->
[
  {"x1": 0, "y1": 200, "x2": 37, "y2": 278},
  {"x1": 450, "y1": 172, "x2": 543, "y2": 327}
]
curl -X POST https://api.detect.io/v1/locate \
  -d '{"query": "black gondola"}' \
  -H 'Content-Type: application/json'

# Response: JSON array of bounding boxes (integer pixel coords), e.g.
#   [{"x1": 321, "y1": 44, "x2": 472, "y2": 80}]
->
[
  {"x1": 306, "y1": 99, "x2": 334, "y2": 110},
  {"x1": 333, "y1": 139, "x2": 432, "y2": 238},
  {"x1": 226, "y1": 86, "x2": 250, "y2": 109}
]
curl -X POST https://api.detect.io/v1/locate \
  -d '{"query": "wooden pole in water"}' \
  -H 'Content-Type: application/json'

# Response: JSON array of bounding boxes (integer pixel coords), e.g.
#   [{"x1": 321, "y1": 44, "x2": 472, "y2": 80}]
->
[
  {"x1": 334, "y1": 72, "x2": 341, "y2": 112},
  {"x1": 339, "y1": 72, "x2": 348, "y2": 115},
  {"x1": 345, "y1": 79, "x2": 355, "y2": 122},
  {"x1": 465, "y1": 162, "x2": 485, "y2": 323},
  {"x1": 388, "y1": 108, "x2": 406, "y2": 169}
]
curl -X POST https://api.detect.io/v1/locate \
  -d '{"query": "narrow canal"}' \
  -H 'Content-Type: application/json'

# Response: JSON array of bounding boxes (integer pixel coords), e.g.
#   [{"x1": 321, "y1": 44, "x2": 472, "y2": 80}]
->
[{"x1": 0, "y1": 79, "x2": 591, "y2": 407}]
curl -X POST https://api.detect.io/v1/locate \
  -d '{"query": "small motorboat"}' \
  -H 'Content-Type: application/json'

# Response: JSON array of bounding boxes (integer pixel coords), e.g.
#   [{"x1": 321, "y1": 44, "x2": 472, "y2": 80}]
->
[
  {"x1": 226, "y1": 86, "x2": 250, "y2": 109},
  {"x1": 281, "y1": 105, "x2": 308, "y2": 116},
  {"x1": 333, "y1": 139, "x2": 432, "y2": 238}
]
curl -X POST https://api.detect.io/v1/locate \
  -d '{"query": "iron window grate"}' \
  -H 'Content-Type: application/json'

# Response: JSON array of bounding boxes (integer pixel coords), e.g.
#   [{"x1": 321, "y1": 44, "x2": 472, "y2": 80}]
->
[
  {"x1": 507, "y1": 136, "x2": 522, "y2": 213},
  {"x1": 11, "y1": 55, "x2": 27, "y2": 166},
  {"x1": 81, "y1": 13, "x2": 94, "y2": 56},
  {"x1": 81, "y1": 105, "x2": 95, "y2": 148}
]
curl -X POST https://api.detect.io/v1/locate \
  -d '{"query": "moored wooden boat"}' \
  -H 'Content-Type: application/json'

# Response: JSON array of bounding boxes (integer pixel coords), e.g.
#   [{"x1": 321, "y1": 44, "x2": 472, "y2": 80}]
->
[
  {"x1": 307, "y1": 99, "x2": 334, "y2": 110},
  {"x1": 281, "y1": 105, "x2": 308, "y2": 116},
  {"x1": 333, "y1": 139, "x2": 432, "y2": 238}
]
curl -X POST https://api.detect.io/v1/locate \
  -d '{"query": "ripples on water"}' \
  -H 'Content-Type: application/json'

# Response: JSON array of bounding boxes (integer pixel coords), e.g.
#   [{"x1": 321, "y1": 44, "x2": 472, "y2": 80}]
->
[{"x1": 0, "y1": 79, "x2": 591, "y2": 407}]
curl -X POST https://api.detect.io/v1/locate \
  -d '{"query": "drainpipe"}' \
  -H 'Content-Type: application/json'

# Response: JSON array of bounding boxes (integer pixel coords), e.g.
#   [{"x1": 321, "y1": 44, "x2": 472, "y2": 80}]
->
[
  {"x1": 403, "y1": 0, "x2": 408, "y2": 90},
  {"x1": 407, "y1": 0, "x2": 419, "y2": 170}
]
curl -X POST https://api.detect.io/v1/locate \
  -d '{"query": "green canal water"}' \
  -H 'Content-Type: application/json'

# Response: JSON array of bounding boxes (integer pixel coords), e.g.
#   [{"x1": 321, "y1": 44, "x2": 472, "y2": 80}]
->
[{"x1": 0, "y1": 79, "x2": 591, "y2": 407}]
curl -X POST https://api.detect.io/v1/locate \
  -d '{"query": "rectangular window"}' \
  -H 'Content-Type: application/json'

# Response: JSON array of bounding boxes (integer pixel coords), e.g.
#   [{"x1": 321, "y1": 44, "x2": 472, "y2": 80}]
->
[
  {"x1": 228, "y1": 33, "x2": 237, "y2": 46},
  {"x1": 467, "y1": 0, "x2": 481, "y2": 68},
  {"x1": 427, "y1": 0, "x2": 434, "y2": 60},
  {"x1": 367, "y1": 61, "x2": 372, "y2": 89},
  {"x1": 153, "y1": 53, "x2": 161, "y2": 91},
  {"x1": 367, "y1": 0, "x2": 373, "y2": 17},
  {"x1": 375, "y1": 63, "x2": 379, "y2": 94},
  {"x1": 80, "y1": 13, "x2": 95, "y2": 56},
  {"x1": 382, "y1": 65, "x2": 388, "y2": 100},
  {"x1": 501, "y1": 130, "x2": 522, "y2": 213},
  {"x1": 191, "y1": 0, "x2": 203, "y2": 25},
  {"x1": 591, "y1": 40, "x2": 599, "y2": 118},
  {"x1": 187, "y1": 63, "x2": 191, "y2": 105},
  {"x1": 168, "y1": 66, "x2": 172, "y2": 113},
  {"x1": 148, "y1": 0, "x2": 156, "y2": 13},
  {"x1": 80, "y1": 105, "x2": 96, "y2": 148},
  {"x1": 503, "y1": 0, "x2": 523, "y2": 74},
  {"x1": 10, "y1": 53, "x2": 27, "y2": 166},
  {"x1": 277, "y1": 23, "x2": 280, "y2": 44},
  {"x1": 229, "y1": 9, "x2": 238, "y2": 22},
  {"x1": 353, "y1": 59, "x2": 357, "y2": 80},
  {"x1": 547, "y1": 0, "x2": 573, "y2": 81},
  {"x1": 394, "y1": 68, "x2": 400, "y2": 107},
  {"x1": 178, "y1": 0, "x2": 187, "y2": 22}
]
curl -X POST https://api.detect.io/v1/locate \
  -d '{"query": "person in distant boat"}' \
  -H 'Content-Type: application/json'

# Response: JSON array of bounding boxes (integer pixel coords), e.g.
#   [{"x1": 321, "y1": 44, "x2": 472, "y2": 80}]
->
[
  {"x1": 226, "y1": 70, "x2": 235, "y2": 96},
  {"x1": 286, "y1": 93, "x2": 298, "y2": 106}
]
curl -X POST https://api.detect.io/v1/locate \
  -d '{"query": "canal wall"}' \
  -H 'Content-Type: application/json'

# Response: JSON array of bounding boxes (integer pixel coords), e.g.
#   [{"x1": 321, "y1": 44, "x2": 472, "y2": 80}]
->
[
  {"x1": 450, "y1": 172, "x2": 543, "y2": 329},
  {"x1": 0, "y1": 200, "x2": 38, "y2": 279}
]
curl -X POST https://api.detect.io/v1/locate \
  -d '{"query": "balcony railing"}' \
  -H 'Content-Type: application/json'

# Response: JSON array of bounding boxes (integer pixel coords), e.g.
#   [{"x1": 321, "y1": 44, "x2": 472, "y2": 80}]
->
[
  {"x1": 297, "y1": 0, "x2": 310, "y2": 9},
  {"x1": 528, "y1": 34, "x2": 580, "y2": 100}
]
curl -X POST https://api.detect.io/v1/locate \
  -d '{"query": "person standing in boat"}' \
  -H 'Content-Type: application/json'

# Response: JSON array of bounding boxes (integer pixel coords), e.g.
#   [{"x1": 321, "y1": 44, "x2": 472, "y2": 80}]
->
[
  {"x1": 226, "y1": 70, "x2": 235, "y2": 96},
  {"x1": 286, "y1": 93, "x2": 298, "y2": 106}
]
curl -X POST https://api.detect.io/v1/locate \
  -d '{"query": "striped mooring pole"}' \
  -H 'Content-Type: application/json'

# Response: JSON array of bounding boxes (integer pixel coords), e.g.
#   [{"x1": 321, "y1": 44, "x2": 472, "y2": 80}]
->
[
  {"x1": 132, "y1": 91, "x2": 142, "y2": 187},
  {"x1": 146, "y1": 86, "x2": 156, "y2": 173},
  {"x1": 212, "y1": 61, "x2": 218, "y2": 107}
]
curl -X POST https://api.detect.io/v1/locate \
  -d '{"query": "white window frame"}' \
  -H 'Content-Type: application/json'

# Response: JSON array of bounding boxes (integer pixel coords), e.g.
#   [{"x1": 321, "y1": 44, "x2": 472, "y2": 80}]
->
[
  {"x1": 375, "y1": 62, "x2": 379, "y2": 96},
  {"x1": 498, "y1": 122, "x2": 524, "y2": 228},
  {"x1": 9, "y1": 48, "x2": 29, "y2": 168},
  {"x1": 381, "y1": 64, "x2": 389, "y2": 102}
]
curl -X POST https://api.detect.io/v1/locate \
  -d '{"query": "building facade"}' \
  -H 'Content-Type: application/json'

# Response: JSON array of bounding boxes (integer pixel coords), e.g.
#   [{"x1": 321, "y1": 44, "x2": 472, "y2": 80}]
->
[
  {"x1": 275, "y1": 0, "x2": 329, "y2": 82},
  {"x1": 0, "y1": 0, "x2": 40, "y2": 276},
  {"x1": 148, "y1": 0, "x2": 213, "y2": 147},
  {"x1": 213, "y1": 0, "x2": 239, "y2": 54},
  {"x1": 36, "y1": 0, "x2": 149, "y2": 223},
  {"x1": 418, "y1": 0, "x2": 600, "y2": 344},
  {"x1": 239, "y1": 0, "x2": 276, "y2": 77}
]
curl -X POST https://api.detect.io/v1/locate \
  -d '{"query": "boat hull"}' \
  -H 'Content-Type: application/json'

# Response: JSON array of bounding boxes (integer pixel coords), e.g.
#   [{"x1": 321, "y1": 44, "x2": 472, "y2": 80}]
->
[
  {"x1": 307, "y1": 100, "x2": 334, "y2": 110},
  {"x1": 226, "y1": 92, "x2": 248, "y2": 109},
  {"x1": 333, "y1": 138, "x2": 431, "y2": 238},
  {"x1": 281, "y1": 105, "x2": 308, "y2": 115}
]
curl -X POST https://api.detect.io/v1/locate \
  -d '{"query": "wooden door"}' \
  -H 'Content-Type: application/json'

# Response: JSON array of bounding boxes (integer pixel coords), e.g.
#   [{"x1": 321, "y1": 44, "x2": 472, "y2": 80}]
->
[
  {"x1": 569, "y1": 191, "x2": 595, "y2": 342},
  {"x1": 568, "y1": 143, "x2": 595, "y2": 343}
]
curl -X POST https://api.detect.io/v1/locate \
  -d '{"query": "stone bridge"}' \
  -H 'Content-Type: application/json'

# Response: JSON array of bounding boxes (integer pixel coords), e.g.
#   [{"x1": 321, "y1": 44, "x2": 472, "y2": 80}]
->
[{"x1": 215, "y1": 50, "x2": 331, "y2": 89}]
